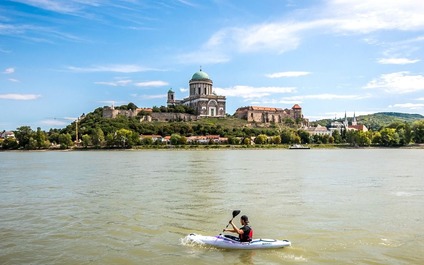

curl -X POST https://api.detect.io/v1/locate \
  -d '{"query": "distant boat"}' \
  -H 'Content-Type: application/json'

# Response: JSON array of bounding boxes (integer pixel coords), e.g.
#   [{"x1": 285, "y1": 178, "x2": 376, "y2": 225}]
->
[{"x1": 289, "y1": 144, "x2": 310, "y2": 149}]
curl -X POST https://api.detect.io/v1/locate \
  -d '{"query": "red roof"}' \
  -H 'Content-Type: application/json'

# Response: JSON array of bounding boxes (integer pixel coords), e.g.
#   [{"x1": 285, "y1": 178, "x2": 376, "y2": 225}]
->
[{"x1": 292, "y1": 104, "x2": 301, "y2": 109}]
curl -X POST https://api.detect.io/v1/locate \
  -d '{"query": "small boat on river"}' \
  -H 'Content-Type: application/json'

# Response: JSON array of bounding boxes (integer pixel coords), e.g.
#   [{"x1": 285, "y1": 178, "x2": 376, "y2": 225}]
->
[
  {"x1": 289, "y1": 144, "x2": 310, "y2": 149},
  {"x1": 186, "y1": 233, "x2": 291, "y2": 250}
]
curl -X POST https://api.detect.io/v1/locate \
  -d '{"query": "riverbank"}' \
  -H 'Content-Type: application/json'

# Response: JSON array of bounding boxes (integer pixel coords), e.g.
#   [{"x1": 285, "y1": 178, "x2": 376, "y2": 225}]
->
[{"x1": 2, "y1": 143, "x2": 424, "y2": 151}]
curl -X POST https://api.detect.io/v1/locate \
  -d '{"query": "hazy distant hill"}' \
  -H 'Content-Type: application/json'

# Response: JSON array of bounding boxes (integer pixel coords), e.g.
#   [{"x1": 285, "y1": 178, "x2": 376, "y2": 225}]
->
[
  {"x1": 315, "y1": 112, "x2": 424, "y2": 131},
  {"x1": 358, "y1": 112, "x2": 424, "y2": 130}
]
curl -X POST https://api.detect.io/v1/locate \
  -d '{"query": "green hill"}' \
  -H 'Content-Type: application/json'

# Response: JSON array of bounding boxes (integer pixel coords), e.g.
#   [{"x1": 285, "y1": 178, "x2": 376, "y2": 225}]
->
[
  {"x1": 314, "y1": 112, "x2": 424, "y2": 131},
  {"x1": 358, "y1": 112, "x2": 424, "y2": 131}
]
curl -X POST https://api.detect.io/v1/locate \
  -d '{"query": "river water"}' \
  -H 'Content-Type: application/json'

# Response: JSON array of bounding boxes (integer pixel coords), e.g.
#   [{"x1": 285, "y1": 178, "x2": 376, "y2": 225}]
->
[{"x1": 0, "y1": 149, "x2": 423, "y2": 264}]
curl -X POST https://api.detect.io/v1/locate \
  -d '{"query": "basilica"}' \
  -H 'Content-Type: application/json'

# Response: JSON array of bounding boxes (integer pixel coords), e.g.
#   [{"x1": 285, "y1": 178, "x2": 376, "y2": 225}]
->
[
  {"x1": 103, "y1": 69, "x2": 308, "y2": 124},
  {"x1": 167, "y1": 69, "x2": 226, "y2": 118}
]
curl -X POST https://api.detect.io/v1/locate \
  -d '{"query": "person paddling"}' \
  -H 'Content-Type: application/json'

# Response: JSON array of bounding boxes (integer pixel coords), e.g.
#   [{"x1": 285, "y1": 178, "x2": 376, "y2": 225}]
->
[{"x1": 223, "y1": 215, "x2": 253, "y2": 242}]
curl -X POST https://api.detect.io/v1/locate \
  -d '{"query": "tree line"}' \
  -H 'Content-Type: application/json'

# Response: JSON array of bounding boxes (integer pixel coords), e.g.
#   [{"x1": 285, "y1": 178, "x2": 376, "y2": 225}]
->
[{"x1": 1, "y1": 105, "x2": 424, "y2": 150}]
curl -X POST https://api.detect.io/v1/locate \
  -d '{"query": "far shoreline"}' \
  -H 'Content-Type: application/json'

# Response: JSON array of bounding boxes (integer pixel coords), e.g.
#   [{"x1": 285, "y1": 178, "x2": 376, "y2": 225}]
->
[{"x1": 1, "y1": 143, "x2": 424, "y2": 152}]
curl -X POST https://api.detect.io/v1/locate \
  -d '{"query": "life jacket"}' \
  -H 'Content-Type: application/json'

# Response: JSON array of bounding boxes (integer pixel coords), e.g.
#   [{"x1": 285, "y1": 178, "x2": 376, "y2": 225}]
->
[{"x1": 239, "y1": 225, "x2": 253, "y2": 242}]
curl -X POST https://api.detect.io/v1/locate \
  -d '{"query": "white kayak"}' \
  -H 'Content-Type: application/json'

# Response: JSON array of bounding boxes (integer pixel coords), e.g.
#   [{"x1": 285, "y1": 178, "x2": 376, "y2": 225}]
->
[{"x1": 186, "y1": 233, "x2": 291, "y2": 250}]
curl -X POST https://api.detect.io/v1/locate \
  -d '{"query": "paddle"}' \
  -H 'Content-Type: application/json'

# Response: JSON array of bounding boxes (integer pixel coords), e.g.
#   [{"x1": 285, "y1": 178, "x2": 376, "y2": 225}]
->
[{"x1": 222, "y1": 210, "x2": 241, "y2": 233}]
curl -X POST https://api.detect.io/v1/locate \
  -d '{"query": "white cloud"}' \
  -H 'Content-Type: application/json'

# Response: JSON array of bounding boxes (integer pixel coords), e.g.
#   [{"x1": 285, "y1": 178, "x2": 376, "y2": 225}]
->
[
  {"x1": 176, "y1": 0, "x2": 196, "y2": 7},
  {"x1": 389, "y1": 103, "x2": 424, "y2": 110},
  {"x1": 179, "y1": 0, "x2": 424, "y2": 64},
  {"x1": 0, "y1": 93, "x2": 41, "y2": 100},
  {"x1": 95, "y1": 80, "x2": 132, "y2": 86},
  {"x1": 284, "y1": 93, "x2": 371, "y2": 101},
  {"x1": 98, "y1": 100, "x2": 125, "y2": 107},
  {"x1": 326, "y1": 0, "x2": 424, "y2": 33},
  {"x1": 3, "y1": 67, "x2": 15, "y2": 74},
  {"x1": 176, "y1": 50, "x2": 230, "y2": 64},
  {"x1": 8, "y1": 78, "x2": 20, "y2": 82},
  {"x1": 94, "y1": 79, "x2": 168, "y2": 87},
  {"x1": 12, "y1": 0, "x2": 81, "y2": 13},
  {"x1": 214, "y1": 85, "x2": 296, "y2": 99},
  {"x1": 257, "y1": 98, "x2": 302, "y2": 105},
  {"x1": 67, "y1": 64, "x2": 156, "y2": 73},
  {"x1": 266, "y1": 71, "x2": 311, "y2": 78},
  {"x1": 131, "y1": 93, "x2": 166, "y2": 100},
  {"x1": 40, "y1": 119, "x2": 69, "y2": 127},
  {"x1": 364, "y1": 72, "x2": 424, "y2": 94},
  {"x1": 139, "y1": 94, "x2": 167, "y2": 99},
  {"x1": 377, "y1": 58, "x2": 420, "y2": 64},
  {"x1": 135, "y1": 81, "x2": 169, "y2": 87}
]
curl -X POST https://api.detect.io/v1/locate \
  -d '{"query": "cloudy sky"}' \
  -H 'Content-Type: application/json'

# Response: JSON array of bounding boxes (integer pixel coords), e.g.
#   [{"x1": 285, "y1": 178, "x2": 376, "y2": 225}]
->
[{"x1": 1, "y1": 0, "x2": 424, "y2": 130}]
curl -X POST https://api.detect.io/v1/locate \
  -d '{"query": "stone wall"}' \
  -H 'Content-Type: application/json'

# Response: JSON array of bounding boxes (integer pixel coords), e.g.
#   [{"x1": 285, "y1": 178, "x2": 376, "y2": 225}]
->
[{"x1": 148, "y1": 112, "x2": 198, "y2": 122}]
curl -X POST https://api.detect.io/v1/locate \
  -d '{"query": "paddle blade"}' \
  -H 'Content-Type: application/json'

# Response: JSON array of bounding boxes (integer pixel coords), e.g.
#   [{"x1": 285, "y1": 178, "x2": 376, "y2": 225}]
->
[{"x1": 232, "y1": 210, "x2": 241, "y2": 218}]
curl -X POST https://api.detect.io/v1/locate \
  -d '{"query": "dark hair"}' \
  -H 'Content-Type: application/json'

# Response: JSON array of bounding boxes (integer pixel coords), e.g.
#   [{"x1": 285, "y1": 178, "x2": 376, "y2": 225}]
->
[{"x1": 241, "y1": 215, "x2": 249, "y2": 223}]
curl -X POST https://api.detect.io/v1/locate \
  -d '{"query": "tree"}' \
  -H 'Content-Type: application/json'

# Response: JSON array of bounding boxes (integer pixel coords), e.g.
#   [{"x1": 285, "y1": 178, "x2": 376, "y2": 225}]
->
[
  {"x1": 380, "y1": 128, "x2": 399, "y2": 146},
  {"x1": 228, "y1": 136, "x2": 241, "y2": 145},
  {"x1": 91, "y1": 127, "x2": 105, "y2": 147},
  {"x1": 242, "y1": 137, "x2": 252, "y2": 145},
  {"x1": 254, "y1": 134, "x2": 268, "y2": 144},
  {"x1": 35, "y1": 127, "x2": 50, "y2": 149},
  {"x1": 280, "y1": 129, "x2": 292, "y2": 144},
  {"x1": 170, "y1": 133, "x2": 181, "y2": 145},
  {"x1": 48, "y1": 130, "x2": 61, "y2": 146},
  {"x1": 142, "y1": 137, "x2": 154, "y2": 145},
  {"x1": 115, "y1": 128, "x2": 136, "y2": 148},
  {"x1": 105, "y1": 133, "x2": 115, "y2": 147},
  {"x1": 271, "y1": 135, "x2": 281, "y2": 144},
  {"x1": 297, "y1": 130, "x2": 310, "y2": 144},
  {"x1": 372, "y1": 131, "x2": 382, "y2": 145},
  {"x1": 293, "y1": 134, "x2": 301, "y2": 144},
  {"x1": 82, "y1": 134, "x2": 91, "y2": 148},
  {"x1": 356, "y1": 131, "x2": 371, "y2": 146},
  {"x1": 127, "y1": 102, "x2": 138, "y2": 111},
  {"x1": 1, "y1": 137, "x2": 19, "y2": 149},
  {"x1": 179, "y1": 135, "x2": 187, "y2": 145},
  {"x1": 283, "y1": 118, "x2": 295, "y2": 127},
  {"x1": 59, "y1": 133, "x2": 73, "y2": 149},
  {"x1": 14, "y1": 126, "x2": 34, "y2": 149},
  {"x1": 332, "y1": 130, "x2": 342, "y2": 144},
  {"x1": 412, "y1": 120, "x2": 424, "y2": 143}
]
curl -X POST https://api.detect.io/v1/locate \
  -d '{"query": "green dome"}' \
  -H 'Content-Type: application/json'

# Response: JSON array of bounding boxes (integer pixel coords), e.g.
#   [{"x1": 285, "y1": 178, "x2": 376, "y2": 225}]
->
[{"x1": 191, "y1": 69, "x2": 210, "y2": 80}]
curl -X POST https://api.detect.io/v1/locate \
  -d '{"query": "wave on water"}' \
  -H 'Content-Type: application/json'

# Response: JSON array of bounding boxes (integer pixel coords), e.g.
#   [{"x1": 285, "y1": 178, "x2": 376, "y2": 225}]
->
[
  {"x1": 180, "y1": 234, "x2": 206, "y2": 248},
  {"x1": 393, "y1": 191, "x2": 415, "y2": 197},
  {"x1": 379, "y1": 238, "x2": 403, "y2": 247}
]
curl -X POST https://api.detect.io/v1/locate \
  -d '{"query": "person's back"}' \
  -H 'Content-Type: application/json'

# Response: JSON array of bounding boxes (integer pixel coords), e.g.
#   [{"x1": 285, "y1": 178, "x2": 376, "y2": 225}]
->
[{"x1": 239, "y1": 216, "x2": 253, "y2": 242}]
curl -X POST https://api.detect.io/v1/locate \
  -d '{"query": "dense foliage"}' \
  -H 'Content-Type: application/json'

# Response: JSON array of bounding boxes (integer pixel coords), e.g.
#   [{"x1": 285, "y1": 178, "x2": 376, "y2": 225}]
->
[{"x1": 2, "y1": 104, "x2": 424, "y2": 150}]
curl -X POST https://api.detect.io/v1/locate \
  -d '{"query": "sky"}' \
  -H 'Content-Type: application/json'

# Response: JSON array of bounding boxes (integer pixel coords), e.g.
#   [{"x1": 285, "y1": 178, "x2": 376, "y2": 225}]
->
[{"x1": 1, "y1": 0, "x2": 424, "y2": 131}]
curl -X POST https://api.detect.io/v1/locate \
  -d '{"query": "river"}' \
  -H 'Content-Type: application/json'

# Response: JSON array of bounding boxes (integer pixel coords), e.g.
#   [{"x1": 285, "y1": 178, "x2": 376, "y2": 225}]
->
[{"x1": 0, "y1": 149, "x2": 423, "y2": 264}]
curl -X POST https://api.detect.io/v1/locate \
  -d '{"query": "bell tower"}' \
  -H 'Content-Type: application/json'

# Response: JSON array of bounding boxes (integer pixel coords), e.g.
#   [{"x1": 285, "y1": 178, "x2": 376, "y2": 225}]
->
[{"x1": 167, "y1": 88, "x2": 175, "y2": 107}]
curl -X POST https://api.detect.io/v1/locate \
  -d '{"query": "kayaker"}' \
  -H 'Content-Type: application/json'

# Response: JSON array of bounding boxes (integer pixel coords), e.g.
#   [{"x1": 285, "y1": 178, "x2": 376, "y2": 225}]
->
[{"x1": 223, "y1": 215, "x2": 253, "y2": 242}]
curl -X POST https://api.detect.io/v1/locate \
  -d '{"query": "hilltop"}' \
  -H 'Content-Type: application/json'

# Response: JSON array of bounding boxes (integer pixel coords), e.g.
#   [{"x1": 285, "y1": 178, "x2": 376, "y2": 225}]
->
[{"x1": 314, "y1": 112, "x2": 424, "y2": 131}]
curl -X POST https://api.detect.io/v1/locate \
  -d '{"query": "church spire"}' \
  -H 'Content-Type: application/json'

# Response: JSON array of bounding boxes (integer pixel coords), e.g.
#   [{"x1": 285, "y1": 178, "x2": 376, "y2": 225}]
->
[
  {"x1": 343, "y1": 111, "x2": 348, "y2": 128},
  {"x1": 352, "y1": 112, "x2": 357, "y2": 126}
]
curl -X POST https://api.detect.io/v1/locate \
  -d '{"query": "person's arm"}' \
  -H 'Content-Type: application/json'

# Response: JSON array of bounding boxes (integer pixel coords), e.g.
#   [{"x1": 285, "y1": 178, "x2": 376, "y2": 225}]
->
[{"x1": 225, "y1": 220, "x2": 243, "y2": 235}]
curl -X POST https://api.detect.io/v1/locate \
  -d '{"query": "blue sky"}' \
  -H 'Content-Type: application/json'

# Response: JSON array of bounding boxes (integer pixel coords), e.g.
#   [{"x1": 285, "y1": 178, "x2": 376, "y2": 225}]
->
[{"x1": 1, "y1": 0, "x2": 424, "y2": 130}]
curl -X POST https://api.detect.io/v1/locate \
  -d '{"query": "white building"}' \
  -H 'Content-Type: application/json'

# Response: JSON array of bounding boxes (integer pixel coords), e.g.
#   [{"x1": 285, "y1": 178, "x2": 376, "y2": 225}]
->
[{"x1": 167, "y1": 69, "x2": 226, "y2": 117}]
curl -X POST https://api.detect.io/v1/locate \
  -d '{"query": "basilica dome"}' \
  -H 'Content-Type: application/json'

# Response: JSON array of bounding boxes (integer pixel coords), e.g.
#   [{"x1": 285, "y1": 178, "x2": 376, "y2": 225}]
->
[{"x1": 191, "y1": 69, "x2": 210, "y2": 80}]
